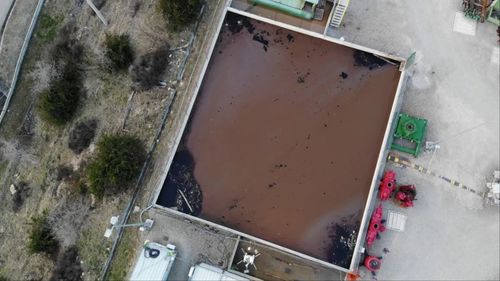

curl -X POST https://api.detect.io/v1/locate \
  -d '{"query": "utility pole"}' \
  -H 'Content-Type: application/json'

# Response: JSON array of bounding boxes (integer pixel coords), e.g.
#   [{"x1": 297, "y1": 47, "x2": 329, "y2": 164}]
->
[{"x1": 86, "y1": 0, "x2": 108, "y2": 26}]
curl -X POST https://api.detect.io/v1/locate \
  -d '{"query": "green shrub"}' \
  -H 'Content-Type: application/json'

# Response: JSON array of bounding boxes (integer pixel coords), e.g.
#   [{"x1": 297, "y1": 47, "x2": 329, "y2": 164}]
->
[
  {"x1": 68, "y1": 119, "x2": 97, "y2": 154},
  {"x1": 159, "y1": 0, "x2": 202, "y2": 31},
  {"x1": 38, "y1": 65, "x2": 82, "y2": 125},
  {"x1": 49, "y1": 246, "x2": 83, "y2": 281},
  {"x1": 37, "y1": 14, "x2": 63, "y2": 43},
  {"x1": 87, "y1": 135, "x2": 146, "y2": 196},
  {"x1": 104, "y1": 34, "x2": 134, "y2": 71},
  {"x1": 51, "y1": 24, "x2": 84, "y2": 65},
  {"x1": 129, "y1": 46, "x2": 169, "y2": 91},
  {"x1": 28, "y1": 211, "x2": 59, "y2": 256},
  {"x1": 77, "y1": 180, "x2": 88, "y2": 195}
]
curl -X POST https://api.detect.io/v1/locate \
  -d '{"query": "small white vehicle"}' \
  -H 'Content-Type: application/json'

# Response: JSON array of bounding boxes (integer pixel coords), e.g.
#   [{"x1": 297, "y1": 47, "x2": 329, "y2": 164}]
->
[
  {"x1": 130, "y1": 242, "x2": 177, "y2": 281},
  {"x1": 485, "y1": 170, "x2": 500, "y2": 206}
]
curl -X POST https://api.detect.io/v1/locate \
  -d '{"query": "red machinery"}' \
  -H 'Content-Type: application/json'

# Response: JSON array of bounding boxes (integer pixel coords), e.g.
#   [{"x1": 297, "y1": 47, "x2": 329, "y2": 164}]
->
[
  {"x1": 378, "y1": 170, "x2": 396, "y2": 201},
  {"x1": 363, "y1": 255, "x2": 382, "y2": 272},
  {"x1": 395, "y1": 185, "x2": 417, "y2": 208},
  {"x1": 366, "y1": 204, "x2": 385, "y2": 247}
]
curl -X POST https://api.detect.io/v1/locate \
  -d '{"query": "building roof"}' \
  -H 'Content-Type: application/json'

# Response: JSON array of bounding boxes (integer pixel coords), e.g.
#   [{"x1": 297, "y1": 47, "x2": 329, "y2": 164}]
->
[
  {"x1": 129, "y1": 242, "x2": 177, "y2": 281},
  {"x1": 188, "y1": 263, "x2": 251, "y2": 281}
]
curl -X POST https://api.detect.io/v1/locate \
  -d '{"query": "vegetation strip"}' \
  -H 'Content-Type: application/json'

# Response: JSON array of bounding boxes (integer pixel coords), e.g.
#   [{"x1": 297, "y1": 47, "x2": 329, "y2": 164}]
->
[{"x1": 99, "y1": 3, "x2": 208, "y2": 280}]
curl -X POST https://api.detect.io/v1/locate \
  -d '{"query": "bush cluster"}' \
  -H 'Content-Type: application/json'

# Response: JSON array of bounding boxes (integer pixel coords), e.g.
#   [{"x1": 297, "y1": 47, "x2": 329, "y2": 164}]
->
[
  {"x1": 38, "y1": 65, "x2": 82, "y2": 125},
  {"x1": 68, "y1": 119, "x2": 97, "y2": 154},
  {"x1": 37, "y1": 14, "x2": 63, "y2": 43},
  {"x1": 51, "y1": 25, "x2": 84, "y2": 65},
  {"x1": 49, "y1": 246, "x2": 83, "y2": 281},
  {"x1": 104, "y1": 33, "x2": 134, "y2": 71},
  {"x1": 159, "y1": 0, "x2": 202, "y2": 31},
  {"x1": 12, "y1": 181, "x2": 29, "y2": 212},
  {"x1": 129, "y1": 47, "x2": 169, "y2": 91},
  {"x1": 39, "y1": 27, "x2": 84, "y2": 126},
  {"x1": 87, "y1": 135, "x2": 146, "y2": 196},
  {"x1": 28, "y1": 211, "x2": 59, "y2": 256}
]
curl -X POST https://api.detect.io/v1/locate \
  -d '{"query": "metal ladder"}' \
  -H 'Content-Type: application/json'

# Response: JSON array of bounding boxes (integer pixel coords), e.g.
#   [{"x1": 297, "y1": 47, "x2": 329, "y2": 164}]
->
[{"x1": 330, "y1": 0, "x2": 349, "y2": 28}]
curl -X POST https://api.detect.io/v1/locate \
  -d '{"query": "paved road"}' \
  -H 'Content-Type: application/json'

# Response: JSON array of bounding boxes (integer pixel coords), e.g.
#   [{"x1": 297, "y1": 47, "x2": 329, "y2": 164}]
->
[{"x1": 0, "y1": 0, "x2": 15, "y2": 32}]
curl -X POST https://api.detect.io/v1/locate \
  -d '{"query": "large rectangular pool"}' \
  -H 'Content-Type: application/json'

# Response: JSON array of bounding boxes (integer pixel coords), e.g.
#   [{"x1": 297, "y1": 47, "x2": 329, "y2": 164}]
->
[{"x1": 157, "y1": 11, "x2": 401, "y2": 269}]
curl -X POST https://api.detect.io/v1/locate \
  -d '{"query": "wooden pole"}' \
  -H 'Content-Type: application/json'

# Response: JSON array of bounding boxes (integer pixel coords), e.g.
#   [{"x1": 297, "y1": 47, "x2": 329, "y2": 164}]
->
[
  {"x1": 85, "y1": 0, "x2": 108, "y2": 26},
  {"x1": 481, "y1": 0, "x2": 488, "y2": 22}
]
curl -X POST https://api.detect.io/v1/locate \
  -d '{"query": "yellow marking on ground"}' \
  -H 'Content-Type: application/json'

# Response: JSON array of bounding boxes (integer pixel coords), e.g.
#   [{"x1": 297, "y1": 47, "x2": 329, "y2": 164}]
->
[{"x1": 386, "y1": 153, "x2": 485, "y2": 198}]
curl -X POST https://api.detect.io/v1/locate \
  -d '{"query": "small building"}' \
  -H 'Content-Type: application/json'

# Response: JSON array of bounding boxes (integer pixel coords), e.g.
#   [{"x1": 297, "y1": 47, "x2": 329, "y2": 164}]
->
[
  {"x1": 188, "y1": 263, "x2": 256, "y2": 281},
  {"x1": 130, "y1": 242, "x2": 177, "y2": 281}
]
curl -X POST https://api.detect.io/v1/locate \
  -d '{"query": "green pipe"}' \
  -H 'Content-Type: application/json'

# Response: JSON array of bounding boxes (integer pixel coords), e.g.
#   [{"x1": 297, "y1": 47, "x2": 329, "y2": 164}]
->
[
  {"x1": 249, "y1": 0, "x2": 314, "y2": 20},
  {"x1": 391, "y1": 143, "x2": 421, "y2": 157}
]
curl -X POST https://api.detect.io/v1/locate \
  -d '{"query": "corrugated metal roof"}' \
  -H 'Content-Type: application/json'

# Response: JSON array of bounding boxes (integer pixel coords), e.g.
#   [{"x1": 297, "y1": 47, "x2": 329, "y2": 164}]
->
[
  {"x1": 130, "y1": 242, "x2": 176, "y2": 281},
  {"x1": 188, "y1": 263, "x2": 250, "y2": 281}
]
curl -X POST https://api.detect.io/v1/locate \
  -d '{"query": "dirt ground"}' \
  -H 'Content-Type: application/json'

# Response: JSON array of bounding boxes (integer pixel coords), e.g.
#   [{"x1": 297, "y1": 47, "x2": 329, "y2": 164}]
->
[{"x1": 0, "y1": 0, "x2": 219, "y2": 280}]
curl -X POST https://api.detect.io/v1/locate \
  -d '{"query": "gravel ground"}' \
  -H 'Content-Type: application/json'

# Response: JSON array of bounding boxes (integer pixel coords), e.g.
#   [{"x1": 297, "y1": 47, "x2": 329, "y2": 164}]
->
[{"x1": 140, "y1": 208, "x2": 239, "y2": 281}]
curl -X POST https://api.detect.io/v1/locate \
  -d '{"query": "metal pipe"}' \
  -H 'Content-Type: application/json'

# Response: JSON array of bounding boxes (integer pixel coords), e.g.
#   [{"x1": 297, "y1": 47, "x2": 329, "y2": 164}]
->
[
  {"x1": 112, "y1": 222, "x2": 145, "y2": 229},
  {"x1": 177, "y1": 189, "x2": 194, "y2": 213},
  {"x1": 249, "y1": 0, "x2": 314, "y2": 20}
]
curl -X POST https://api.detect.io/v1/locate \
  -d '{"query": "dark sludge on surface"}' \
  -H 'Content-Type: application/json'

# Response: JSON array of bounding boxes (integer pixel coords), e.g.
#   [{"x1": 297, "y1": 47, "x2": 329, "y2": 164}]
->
[
  {"x1": 353, "y1": 50, "x2": 388, "y2": 70},
  {"x1": 327, "y1": 215, "x2": 360, "y2": 268},
  {"x1": 224, "y1": 12, "x2": 255, "y2": 34},
  {"x1": 252, "y1": 33, "x2": 269, "y2": 51},
  {"x1": 157, "y1": 149, "x2": 202, "y2": 216},
  {"x1": 158, "y1": 11, "x2": 401, "y2": 267}
]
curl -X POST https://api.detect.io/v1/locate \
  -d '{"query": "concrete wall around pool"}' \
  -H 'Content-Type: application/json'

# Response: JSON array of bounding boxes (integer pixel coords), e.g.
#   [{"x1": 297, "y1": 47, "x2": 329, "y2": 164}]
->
[{"x1": 154, "y1": 8, "x2": 405, "y2": 272}]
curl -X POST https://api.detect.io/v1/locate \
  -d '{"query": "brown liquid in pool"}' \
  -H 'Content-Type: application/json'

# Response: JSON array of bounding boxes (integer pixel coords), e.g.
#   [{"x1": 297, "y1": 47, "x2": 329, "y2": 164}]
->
[{"x1": 158, "y1": 13, "x2": 401, "y2": 267}]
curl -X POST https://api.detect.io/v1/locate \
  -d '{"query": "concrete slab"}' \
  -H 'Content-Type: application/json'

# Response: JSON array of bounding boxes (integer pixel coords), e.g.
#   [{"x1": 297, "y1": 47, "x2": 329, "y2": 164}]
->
[
  {"x1": 367, "y1": 164, "x2": 499, "y2": 280},
  {"x1": 452, "y1": 11, "x2": 477, "y2": 36},
  {"x1": 491, "y1": 46, "x2": 499, "y2": 65},
  {"x1": 140, "y1": 209, "x2": 239, "y2": 281},
  {"x1": 230, "y1": 238, "x2": 345, "y2": 281},
  {"x1": 324, "y1": 0, "x2": 499, "y2": 280}
]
